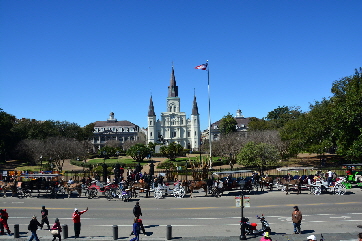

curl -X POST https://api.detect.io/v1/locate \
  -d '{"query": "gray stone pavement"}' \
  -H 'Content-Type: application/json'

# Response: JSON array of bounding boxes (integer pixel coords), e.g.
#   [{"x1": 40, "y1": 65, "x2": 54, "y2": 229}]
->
[{"x1": 0, "y1": 232, "x2": 360, "y2": 241}]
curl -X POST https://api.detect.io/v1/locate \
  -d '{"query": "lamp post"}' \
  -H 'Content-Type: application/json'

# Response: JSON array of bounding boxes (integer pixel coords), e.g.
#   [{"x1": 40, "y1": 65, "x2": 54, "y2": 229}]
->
[{"x1": 240, "y1": 193, "x2": 247, "y2": 240}]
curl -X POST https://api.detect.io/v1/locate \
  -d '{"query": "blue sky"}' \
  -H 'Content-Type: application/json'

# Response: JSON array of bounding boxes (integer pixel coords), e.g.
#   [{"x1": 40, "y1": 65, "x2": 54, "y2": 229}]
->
[{"x1": 1, "y1": 1, "x2": 361, "y2": 131}]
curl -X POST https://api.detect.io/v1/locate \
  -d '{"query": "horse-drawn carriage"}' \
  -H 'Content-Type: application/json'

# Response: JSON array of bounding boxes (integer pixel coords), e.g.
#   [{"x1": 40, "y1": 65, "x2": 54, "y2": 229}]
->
[
  {"x1": 152, "y1": 181, "x2": 186, "y2": 199},
  {"x1": 84, "y1": 181, "x2": 124, "y2": 200},
  {"x1": 212, "y1": 170, "x2": 256, "y2": 194},
  {"x1": 308, "y1": 177, "x2": 348, "y2": 195},
  {"x1": 343, "y1": 163, "x2": 362, "y2": 188},
  {"x1": 13, "y1": 174, "x2": 62, "y2": 198}
]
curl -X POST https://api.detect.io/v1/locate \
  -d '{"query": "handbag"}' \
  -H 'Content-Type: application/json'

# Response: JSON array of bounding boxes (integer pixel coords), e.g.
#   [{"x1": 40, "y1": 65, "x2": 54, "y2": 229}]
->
[{"x1": 50, "y1": 230, "x2": 59, "y2": 235}]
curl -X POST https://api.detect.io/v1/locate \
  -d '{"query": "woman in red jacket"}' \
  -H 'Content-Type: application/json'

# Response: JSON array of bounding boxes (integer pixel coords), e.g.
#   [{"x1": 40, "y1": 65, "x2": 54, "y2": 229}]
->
[{"x1": 72, "y1": 207, "x2": 88, "y2": 238}]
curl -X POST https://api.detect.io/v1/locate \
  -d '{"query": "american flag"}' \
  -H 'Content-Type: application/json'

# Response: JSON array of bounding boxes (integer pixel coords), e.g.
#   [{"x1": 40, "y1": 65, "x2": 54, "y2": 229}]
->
[{"x1": 194, "y1": 63, "x2": 208, "y2": 70}]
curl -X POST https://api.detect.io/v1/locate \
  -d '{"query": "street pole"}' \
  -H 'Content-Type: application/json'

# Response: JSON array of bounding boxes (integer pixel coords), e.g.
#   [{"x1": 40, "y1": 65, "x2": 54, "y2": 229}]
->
[{"x1": 240, "y1": 193, "x2": 246, "y2": 240}]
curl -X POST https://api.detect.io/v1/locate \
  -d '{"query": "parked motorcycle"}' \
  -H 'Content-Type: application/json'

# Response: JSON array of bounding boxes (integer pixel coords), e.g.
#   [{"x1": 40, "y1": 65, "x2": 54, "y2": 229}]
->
[
  {"x1": 256, "y1": 214, "x2": 271, "y2": 233},
  {"x1": 241, "y1": 214, "x2": 271, "y2": 235},
  {"x1": 240, "y1": 217, "x2": 257, "y2": 235}
]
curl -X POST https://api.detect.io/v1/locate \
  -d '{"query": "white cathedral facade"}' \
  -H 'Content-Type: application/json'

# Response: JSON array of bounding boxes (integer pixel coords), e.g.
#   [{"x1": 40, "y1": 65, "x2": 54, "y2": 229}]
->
[{"x1": 147, "y1": 67, "x2": 201, "y2": 151}]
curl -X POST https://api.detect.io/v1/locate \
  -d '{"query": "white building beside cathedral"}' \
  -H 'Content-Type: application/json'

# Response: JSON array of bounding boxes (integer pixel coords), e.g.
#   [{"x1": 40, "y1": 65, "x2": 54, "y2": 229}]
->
[{"x1": 147, "y1": 67, "x2": 201, "y2": 151}]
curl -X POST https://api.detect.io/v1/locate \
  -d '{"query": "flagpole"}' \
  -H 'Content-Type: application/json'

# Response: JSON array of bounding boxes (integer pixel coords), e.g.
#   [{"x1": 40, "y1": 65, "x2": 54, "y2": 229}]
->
[{"x1": 207, "y1": 60, "x2": 212, "y2": 168}]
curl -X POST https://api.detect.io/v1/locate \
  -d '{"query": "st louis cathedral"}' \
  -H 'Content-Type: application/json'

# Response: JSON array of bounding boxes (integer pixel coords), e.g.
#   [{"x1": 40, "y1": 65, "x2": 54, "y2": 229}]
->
[{"x1": 147, "y1": 67, "x2": 201, "y2": 151}]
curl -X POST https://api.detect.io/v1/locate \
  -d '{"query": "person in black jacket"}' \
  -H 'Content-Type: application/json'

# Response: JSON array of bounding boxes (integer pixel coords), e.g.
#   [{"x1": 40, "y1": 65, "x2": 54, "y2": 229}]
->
[
  {"x1": 133, "y1": 202, "x2": 142, "y2": 219},
  {"x1": 28, "y1": 216, "x2": 41, "y2": 241},
  {"x1": 40, "y1": 206, "x2": 50, "y2": 230}
]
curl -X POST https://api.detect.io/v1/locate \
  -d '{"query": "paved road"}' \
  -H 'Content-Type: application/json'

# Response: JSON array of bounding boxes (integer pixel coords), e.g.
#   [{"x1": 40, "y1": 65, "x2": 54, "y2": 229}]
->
[{"x1": 0, "y1": 186, "x2": 361, "y2": 240}]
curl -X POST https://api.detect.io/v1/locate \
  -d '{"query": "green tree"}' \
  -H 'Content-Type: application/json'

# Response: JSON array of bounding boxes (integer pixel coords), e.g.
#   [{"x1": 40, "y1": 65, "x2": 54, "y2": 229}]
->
[
  {"x1": 280, "y1": 99, "x2": 334, "y2": 156},
  {"x1": 219, "y1": 113, "x2": 237, "y2": 135},
  {"x1": 248, "y1": 117, "x2": 273, "y2": 131},
  {"x1": 236, "y1": 141, "x2": 280, "y2": 174},
  {"x1": 330, "y1": 68, "x2": 362, "y2": 161},
  {"x1": 160, "y1": 142, "x2": 183, "y2": 160},
  {"x1": 266, "y1": 106, "x2": 303, "y2": 129},
  {"x1": 126, "y1": 144, "x2": 151, "y2": 162},
  {"x1": 0, "y1": 109, "x2": 16, "y2": 162}
]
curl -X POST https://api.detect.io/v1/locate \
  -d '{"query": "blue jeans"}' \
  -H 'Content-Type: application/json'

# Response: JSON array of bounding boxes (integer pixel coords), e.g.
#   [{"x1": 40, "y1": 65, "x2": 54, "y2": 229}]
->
[
  {"x1": 327, "y1": 177, "x2": 333, "y2": 186},
  {"x1": 130, "y1": 233, "x2": 139, "y2": 241},
  {"x1": 28, "y1": 230, "x2": 40, "y2": 241},
  {"x1": 293, "y1": 222, "x2": 301, "y2": 233}
]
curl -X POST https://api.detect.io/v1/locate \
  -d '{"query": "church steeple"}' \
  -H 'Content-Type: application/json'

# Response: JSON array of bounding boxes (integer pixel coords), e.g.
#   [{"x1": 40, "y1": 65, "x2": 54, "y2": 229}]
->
[
  {"x1": 148, "y1": 96, "x2": 156, "y2": 117},
  {"x1": 192, "y1": 95, "x2": 199, "y2": 115},
  {"x1": 168, "y1": 66, "x2": 178, "y2": 97}
]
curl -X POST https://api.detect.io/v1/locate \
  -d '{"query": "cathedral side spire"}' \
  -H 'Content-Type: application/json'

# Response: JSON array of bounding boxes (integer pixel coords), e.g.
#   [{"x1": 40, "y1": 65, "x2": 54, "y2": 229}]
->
[
  {"x1": 168, "y1": 66, "x2": 178, "y2": 97},
  {"x1": 192, "y1": 95, "x2": 199, "y2": 115},
  {"x1": 148, "y1": 95, "x2": 156, "y2": 116}
]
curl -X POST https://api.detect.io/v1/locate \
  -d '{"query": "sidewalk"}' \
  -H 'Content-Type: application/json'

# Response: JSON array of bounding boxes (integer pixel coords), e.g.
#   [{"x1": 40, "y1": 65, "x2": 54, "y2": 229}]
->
[{"x1": 0, "y1": 232, "x2": 359, "y2": 241}]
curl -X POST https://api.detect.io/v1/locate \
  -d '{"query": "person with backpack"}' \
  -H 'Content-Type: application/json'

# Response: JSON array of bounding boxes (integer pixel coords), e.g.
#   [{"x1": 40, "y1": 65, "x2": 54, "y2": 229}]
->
[
  {"x1": 28, "y1": 216, "x2": 41, "y2": 241},
  {"x1": 133, "y1": 202, "x2": 142, "y2": 219},
  {"x1": 40, "y1": 206, "x2": 50, "y2": 230}
]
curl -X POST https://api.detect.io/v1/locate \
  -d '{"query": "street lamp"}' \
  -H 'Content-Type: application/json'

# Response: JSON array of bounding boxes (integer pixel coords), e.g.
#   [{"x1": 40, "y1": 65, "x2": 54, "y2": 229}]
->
[{"x1": 240, "y1": 192, "x2": 247, "y2": 240}]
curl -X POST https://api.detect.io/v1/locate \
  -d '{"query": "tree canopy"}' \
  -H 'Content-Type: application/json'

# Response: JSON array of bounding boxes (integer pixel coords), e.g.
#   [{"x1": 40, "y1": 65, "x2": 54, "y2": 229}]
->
[
  {"x1": 236, "y1": 141, "x2": 280, "y2": 174},
  {"x1": 219, "y1": 113, "x2": 237, "y2": 135}
]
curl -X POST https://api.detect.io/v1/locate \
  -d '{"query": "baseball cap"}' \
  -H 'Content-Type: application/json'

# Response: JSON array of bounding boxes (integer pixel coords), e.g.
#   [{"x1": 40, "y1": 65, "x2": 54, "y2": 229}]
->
[
  {"x1": 307, "y1": 235, "x2": 317, "y2": 240},
  {"x1": 263, "y1": 232, "x2": 269, "y2": 237},
  {"x1": 74, "y1": 208, "x2": 78, "y2": 211}
]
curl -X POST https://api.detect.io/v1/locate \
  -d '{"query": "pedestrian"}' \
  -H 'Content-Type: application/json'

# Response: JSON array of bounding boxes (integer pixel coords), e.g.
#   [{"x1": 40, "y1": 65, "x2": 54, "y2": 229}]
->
[
  {"x1": 0, "y1": 209, "x2": 11, "y2": 236},
  {"x1": 133, "y1": 202, "x2": 142, "y2": 219},
  {"x1": 260, "y1": 232, "x2": 272, "y2": 241},
  {"x1": 50, "y1": 218, "x2": 62, "y2": 241},
  {"x1": 40, "y1": 206, "x2": 50, "y2": 230},
  {"x1": 72, "y1": 207, "x2": 88, "y2": 238},
  {"x1": 307, "y1": 234, "x2": 317, "y2": 241},
  {"x1": 130, "y1": 218, "x2": 146, "y2": 236},
  {"x1": 28, "y1": 216, "x2": 41, "y2": 241},
  {"x1": 359, "y1": 233, "x2": 362, "y2": 241},
  {"x1": 292, "y1": 206, "x2": 302, "y2": 234},
  {"x1": 130, "y1": 217, "x2": 140, "y2": 241}
]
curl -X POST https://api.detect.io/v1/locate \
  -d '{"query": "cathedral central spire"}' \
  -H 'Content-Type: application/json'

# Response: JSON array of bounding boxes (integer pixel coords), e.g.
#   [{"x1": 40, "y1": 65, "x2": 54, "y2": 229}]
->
[{"x1": 168, "y1": 66, "x2": 178, "y2": 97}]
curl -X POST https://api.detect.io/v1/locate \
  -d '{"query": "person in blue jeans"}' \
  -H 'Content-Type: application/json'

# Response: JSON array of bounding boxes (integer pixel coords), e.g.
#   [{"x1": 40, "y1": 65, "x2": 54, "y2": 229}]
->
[
  {"x1": 28, "y1": 216, "x2": 41, "y2": 241},
  {"x1": 130, "y1": 218, "x2": 140, "y2": 241}
]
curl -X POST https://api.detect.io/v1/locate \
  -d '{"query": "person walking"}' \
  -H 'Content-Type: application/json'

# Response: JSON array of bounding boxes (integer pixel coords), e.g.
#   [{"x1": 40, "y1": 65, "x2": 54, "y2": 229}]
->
[
  {"x1": 292, "y1": 206, "x2": 302, "y2": 234},
  {"x1": 40, "y1": 206, "x2": 50, "y2": 230},
  {"x1": 72, "y1": 207, "x2": 88, "y2": 238},
  {"x1": 50, "y1": 218, "x2": 62, "y2": 241},
  {"x1": 0, "y1": 209, "x2": 11, "y2": 236},
  {"x1": 133, "y1": 202, "x2": 142, "y2": 219},
  {"x1": 130, "y1": 217, "x2": 140, "y2": 241},
  {"x1": 28, "y1": 216, "x2": 41, "y2": 241}
]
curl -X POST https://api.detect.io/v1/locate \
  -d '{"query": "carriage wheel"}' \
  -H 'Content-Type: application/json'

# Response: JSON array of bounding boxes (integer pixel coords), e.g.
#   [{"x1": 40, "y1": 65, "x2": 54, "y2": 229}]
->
[
  {"x1": 334, "y1": 183, "x2": 346, "y2": 195},
  {"x1": 154, "y1": 187, "x2": 163, "y2": 199},
  {"x1": 104, "y1": 190, "x2": 112, "y2": 200},
  {"x1": 16, "y1": 188, "x2": 25, "y2": 199},
  {"x1": 252, "y1": 183, "x2": 258, "y2": 192},
  {"x1": 313, "y1": 186, "x2": 321, "y2": 195},
  {"x1": 173, "y1": 187, "x2": 185, "y2": 198}
]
